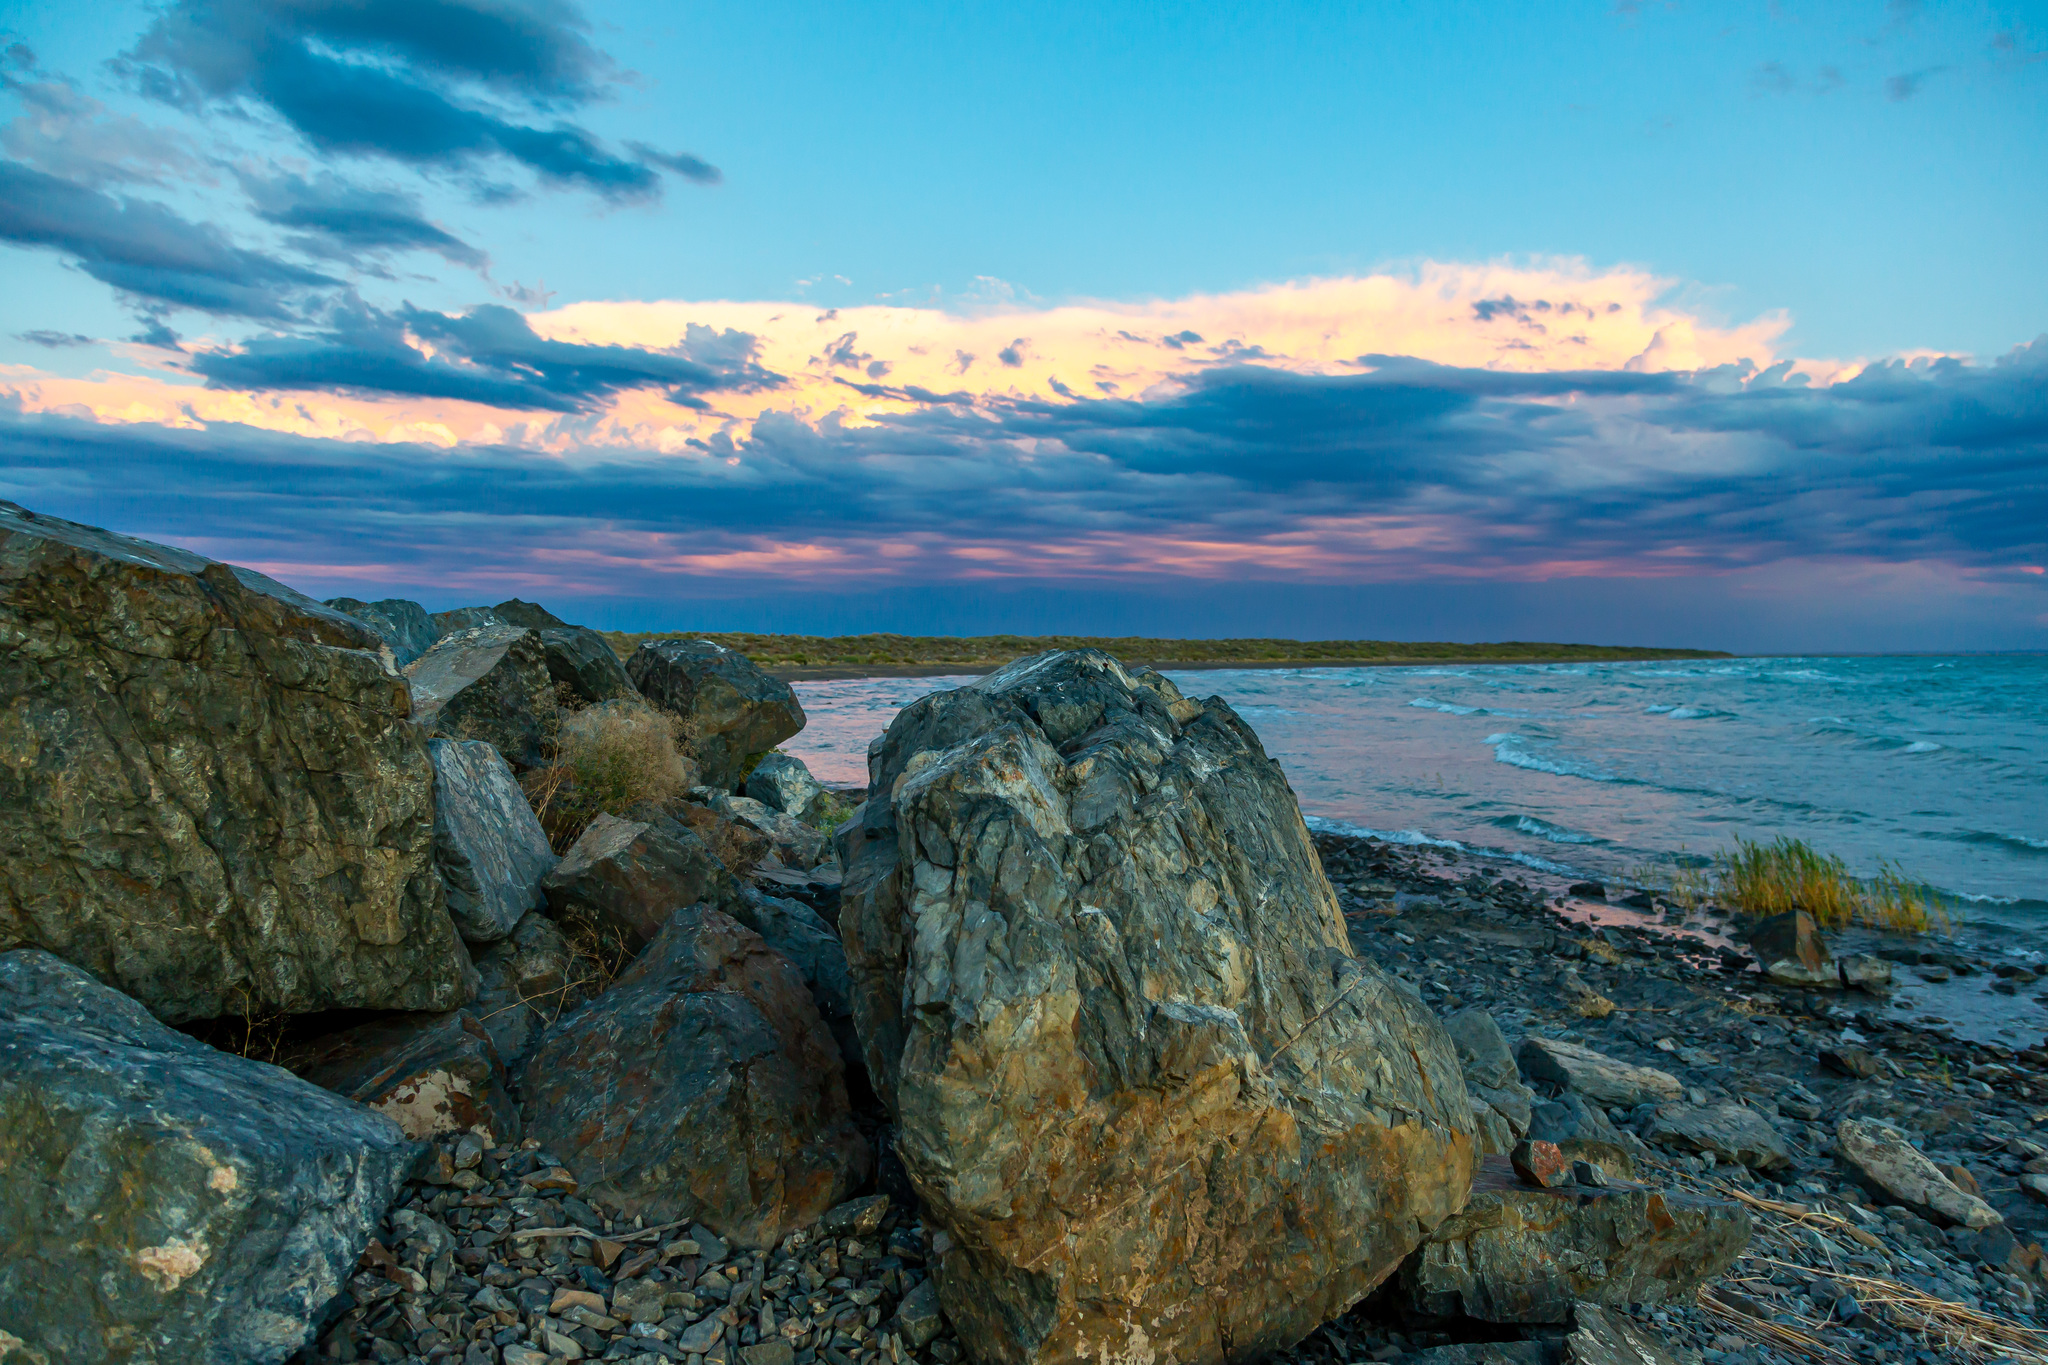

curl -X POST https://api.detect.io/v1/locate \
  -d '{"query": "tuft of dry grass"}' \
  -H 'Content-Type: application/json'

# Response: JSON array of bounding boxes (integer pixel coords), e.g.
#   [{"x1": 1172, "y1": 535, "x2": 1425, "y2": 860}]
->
[
  {"x1": 1717, "y1": 835, "x2": 1949, "y2": 934},
  {"x1": 523, "y1": 703, "x2": 693, "y2": 852}
]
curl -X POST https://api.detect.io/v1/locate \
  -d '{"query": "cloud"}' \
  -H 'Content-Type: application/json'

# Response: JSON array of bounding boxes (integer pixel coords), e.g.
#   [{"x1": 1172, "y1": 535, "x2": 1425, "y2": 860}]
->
[
  {"x1": 1884, "y1": 67, "x2": 1943, "y2": 101},
  {"x1": 0, "y1": 76, "x2": 200, "y2": 187},
  {"x1": 123, "y1": 0, "x2": 713, "y2": 201},
  {"x1": 15, "y1": 329, "x2": 95, "y2": 348},
  {"x1": 239, "y1": 169, "x2": 486, "y2": 267}
]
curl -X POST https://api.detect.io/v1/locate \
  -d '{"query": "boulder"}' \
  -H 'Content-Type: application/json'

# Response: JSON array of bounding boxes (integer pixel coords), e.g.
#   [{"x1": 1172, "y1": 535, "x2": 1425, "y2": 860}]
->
[
  {"x1": 1396, "y1": 1155, "x2": 1751, "y2": 1323},
  {"x1": 517, "y1": 905, "x2": 870, "y2": 1248},
  {"x1": 1643, "y1": 1102, "x2": 1792, "y2": 1171},
  {"x1": 540, "y1": 624, "x2": 638, "y2": 705},
  {"x1": 730, "y1": 885, "x2": 863, "y2": 1090},
  {"x1": 1836, "y1": 1118, "x2": 2002, "y2": 1228},
  {"x1": 840, "y1": 650, "x2": 1475, "y2": 1365},
  {"x1": 1449, "y1": 1010, "x2": 1536, "y2": 1148},
  {"x1": 1749, "y1": 910, "x2": 1832, "y2": 985},
  {"x1": 0, "y1": 502, "x2": 471, "y2": 1023},
  {"x1": 430, "y1": 738, "x2": 556, "y2": 944},
  {"x1": 468, "y1": 910, "x2": 602, "y2": 1068},
  {"x1": 491, "y1": 599, "x2": 568, "y2": 629},
  {"x1": 626, "y1": 639, "x2": 806, "y2": 791},
  {"x1": 675, "y1": 800, "x2": 775, "y2": 876},
  {"x1": 0, "y1": 950, "x2": 419, "y2": 1364},
  {"x1": 746, "y1": 752, "x2": 826, "y2": 820},
  {"x1": 431, "y1": 606, "x2": 505, "y2": 633},
  {"x1": 694, "y1": 787, "x2": 829, "y2": 868},
  {"x1": 324, "y1": 596, "x2": 438, "y2": 668},
  {"x1": 286, "y1": 1009, "x2": 520, "y2": 1147},
  {"x1": 1517, "y1": 1038, "x2": 1683, "y2": 1108},
  {"x1": 542, "y1": 807, "x2": 739, "y2": 946},
  {"x1": 404, "y1": 625, "x2": 558, "y2": 770}
]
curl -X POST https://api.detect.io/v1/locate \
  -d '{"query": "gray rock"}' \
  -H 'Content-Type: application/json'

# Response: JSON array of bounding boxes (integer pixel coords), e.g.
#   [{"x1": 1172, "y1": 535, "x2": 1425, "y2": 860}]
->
[
  {"x1": 1563, "y1": 1303, "x2": 1685, "y2": 1365},
  {"x1": 517, "y1": 906, "x2": 870, "y2": 1249},
  {"x1": 469, "y1": 911, "x2": 603, "y2": 1068},
  {"x1": 0, "y1": 950, "x2": 420, "y2": 1364},
  {"x1": 1448, "y1": 1009, "x2": 1519, "y2": 1089},
  {"x1": 1397, "y1": 1155, "x2": 1750, "y2": 1323},
  {"x1": 625, "y1": 639, "x2": 806, "y2": 792},
  {"x1": 490, "y1": 599, "x2": 568, "y2": 629},
  {"x1": 431, "y1": 606, "x2": 507, "y2": 634},
  {"x1": 286, "y1": 1009, "x2": 521, "y2": 1148},
  {"x1": 540, "y1": 625, "x2": 638, "y2": 705},
  {"x1": 0, "y1": 501, "x2": 471, "y2": 1023},
  {"x1": 730, "y1": 886, "x2": 862, "y2": 1088},
  {"x1": 895, "y1": 1277, "x2": 944, "y2": 1349},
  {"x1": 1836, "y1": 1117, "x2": 2001, "y2": 1229},
  {"x1": 1517, "y1": 1037, "x2": 1683, "y2": 1108},
  {"x1": 324, "y1": 596, "x2": 439, "y2": 667},
  {"x1": 839, "y1": 650, "x2": 1475, "y2": 1365},
  {"x1": 1644, "y1": 1102, "x2": 1792, "y2": 1171},
  {"x1": 1395, "y1": 1345, "x2": 1551, "y2": 1365},
  {"x1": 745, "y1": 752, "x2": 826, "y2": 820},
  {"x1": 693, "y1": 788, "x2": 829, "y2": 868},
  {"x1": 405, "y1": 625, "x2": 559, "y2": 770},
  {"x1": 542, "y1": 807, "x2": 740, "y2": 947},
  {"x1": 430, "y1": 738, "x2": 557, "y2": 943},
  {"x1": 1749, "y1": 909, "x2": 1838, "y2": 986}
]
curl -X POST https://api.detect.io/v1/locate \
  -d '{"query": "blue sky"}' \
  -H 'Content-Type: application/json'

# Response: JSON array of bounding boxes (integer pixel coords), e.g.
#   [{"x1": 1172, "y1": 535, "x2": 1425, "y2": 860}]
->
[{"x1": 2, "y1": 1, "x2": 2044, "y2": 649}]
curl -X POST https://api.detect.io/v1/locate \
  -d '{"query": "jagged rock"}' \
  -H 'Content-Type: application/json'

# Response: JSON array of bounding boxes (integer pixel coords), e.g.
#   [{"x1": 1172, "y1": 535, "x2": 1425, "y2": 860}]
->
[
  {"x1": 746, "y1": 752, "x2": 826, "y2": 820},
  {"x1": 1527, "y1": 1092, "x2": 1627, "y2": 1149},
  {"x1": 0, "y1": 950, "x2": 420, "y2": 1364},
  {"x1": 1836, "y1": 1117, "x2": 2002, "y2": 1228},
  {"x1": 468, "y1": 910, "x2": 602, "y2": 1067},
  {"x1": 1563, "y1": 1303, "x2": 1684, "y2": 1365},
  {"x1": 517, "y1": 905, "x2": 870, "y2": 1248},
  {"x1": 1644, "y1": 1102, "x2": 1792, "y2": 1171},
  {"x1": 1450, "y1": 1009, "x2": 1536, "y2": 1149},
  {"x1": 491, "y1": 599, "x2": 568, "y2": 629},
  {"x1": 1397, "y1": 1155, "x2": 1751, "y2": 1323},
  {"x1": 1511, "y1": 1139, "x2": 1571, "y2": 1189},
  {"x1": 729, "y1": 885, "x2": 863, "y2": 1091},
  {"x1": 286, "y1": 1009, "x2": 520, "y2": 1147},
  {"x1": 751, "y1": 857, "x2": 844, "y2": 926},
  {"x1": 0, "y1": 502, "x2": 471, "y2": 1023},
  {"x1": 324, "y1": 596, "x2": 438, "y2": 667},
  {"x1": 1749, "y1": 909, "x2": 1833, "y2": 985},
  {"x1": 430, "y1": 738, "x2": 555, "y2": 943},
  {"x1": 626, "y1": 639, "x2": 806, "y2": 791},
  {"x1": 405, "y1": 625, "x2": 558, "y2": 770},
  {"x1": 1395, "y1": 1345, "x2": 1552, "y2": 1365},
  {"x1": 542, "y1": 807, "x2": 739, "y2": 946},
  {"x1": 431, "y1": 606, "x2": 505, "y2": 633},
  {"x1": 1838, "y1": 954, "x2": 1893, "y2": 990},
  {"x1": 676, "y1": 799, "x2": 775, "y2": 875},
  {"x1": 1517, "y1": 1037, "x2": 1683, "y2": 1108},
  {"x1": 540, "y1": 625, "x2": 638, "y2": 705},
  {"x1": 839, "y1": 650, "x2": 1475, "y2": 1365},
  {"x1": 694, "y1": 788, "x2": 829, "y2": 868}
]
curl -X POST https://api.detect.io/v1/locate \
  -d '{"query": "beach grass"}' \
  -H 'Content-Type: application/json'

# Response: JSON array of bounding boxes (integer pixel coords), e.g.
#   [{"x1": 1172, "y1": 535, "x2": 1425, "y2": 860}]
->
[{"x1": 1717, "y1": 835, "x2": 1948, "y2": 934}]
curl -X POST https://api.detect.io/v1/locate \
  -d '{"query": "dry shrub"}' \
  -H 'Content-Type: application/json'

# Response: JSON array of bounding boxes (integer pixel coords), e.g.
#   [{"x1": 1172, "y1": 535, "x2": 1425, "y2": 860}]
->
[{"x1": 523, "y1": 702, "x2": 694, "y2": 852}]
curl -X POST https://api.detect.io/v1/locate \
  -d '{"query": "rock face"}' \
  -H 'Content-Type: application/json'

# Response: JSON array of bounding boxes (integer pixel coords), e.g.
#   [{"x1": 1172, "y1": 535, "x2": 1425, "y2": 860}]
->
[
  {"x1": 541, "y1": 807, "x2": 739, "y2": 945},
  {"x1": 1450, "y1": 1010, "x2": 1535, "y2": 1154},
  {"x1": 625, "y1": 639, "x2": 806, "y2": 791},
  {"x1": 1836, "y1": 1118, "x2": 2002, "y2": 1228},
  {"x1": 0, "y1": 502, "x2": 471, "y2": 1023},
  {"x1": 517, "y1": 905, "x2": 870, "y2": 1248},
  {"x1": 729, "y1": 885, "x2": 863, "y2": 1089},
  {"x1": 429, "y1": 738, "x2": 556, "y2": 943},
  {"x1": 695, "y1": 788, "x2": 830, "y2": 868},
  {"x1": 467, "y1": 910, "x2": 602, "y2": 1067},
  {"x1": 1644, "y1": 1102, "x2": 1792, "y2": 1171},
  {"x1": 404, "y1": 625, "x2": 558, "y2": 769},
  {"x1": 490, "y1": 599, "x2": 567, "y2": 629},
  {"x1": 287, "y1": 1009, "x2": 521, "y2": 1147},
  {"x1": 324, "y1": 596, "x2": 439, "y2": 667},
  {"x1": 838, "y1": 649, "x2": 1475, "y2": 1365},
  {"x1": 746, "y1": 752, "x2": 826, "y2": 820},
  {"x1": 539, "y1": 624, "x2": 638, "y2": 704},
  {"x1": 0, "y1": 950, "x2": 420, "y2": 1364},
  {"x1": 431, "y1": 606, "x2": 505, "y2": 634},
  {"x1": 1397, "y1": 1155, "x2": 1752, "y2": 1323},
  {"x1": 1518, "y1": 1037, "x2": 1683, "y2": 1109}
]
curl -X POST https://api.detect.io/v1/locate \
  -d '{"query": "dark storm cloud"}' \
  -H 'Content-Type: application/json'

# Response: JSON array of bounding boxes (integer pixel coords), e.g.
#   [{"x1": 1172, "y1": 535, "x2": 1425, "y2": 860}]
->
[
  {"x1": 239, "y1": 170, "x2": 485, "y2": 267},
  {"x1": 124, "y1": 0, "x2": 718, "y2": 200},
  {"x1": 189, "y1": 304, "x2": 779, "y2": 411}
]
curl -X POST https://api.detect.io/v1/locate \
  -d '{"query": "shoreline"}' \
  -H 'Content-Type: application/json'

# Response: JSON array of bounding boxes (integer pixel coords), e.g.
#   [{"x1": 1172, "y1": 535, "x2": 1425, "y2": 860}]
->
[{"x1": 767, "y1": 651, "x2": 1730, "y2": 682}]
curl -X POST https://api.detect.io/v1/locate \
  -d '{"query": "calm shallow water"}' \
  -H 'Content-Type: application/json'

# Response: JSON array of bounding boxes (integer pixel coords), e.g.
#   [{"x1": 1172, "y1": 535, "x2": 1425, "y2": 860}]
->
[{"x1": 786, "y1": 655, "x2": 2048, "y2": 953}]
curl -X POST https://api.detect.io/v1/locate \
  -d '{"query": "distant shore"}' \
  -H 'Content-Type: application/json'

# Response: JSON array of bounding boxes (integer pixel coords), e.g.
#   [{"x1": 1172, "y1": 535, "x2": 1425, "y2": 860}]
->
[{"x1": 758, "y1": 652, "x2": 1732, "y2": 682}]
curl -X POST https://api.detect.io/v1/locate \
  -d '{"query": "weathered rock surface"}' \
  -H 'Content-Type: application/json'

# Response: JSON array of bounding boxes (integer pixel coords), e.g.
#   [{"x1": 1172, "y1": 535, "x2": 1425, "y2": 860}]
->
[
  {"x1": 1449, "y1": 1009, "x2": 1535, "y2": 1152},
  {"x1": 695, "y1": 787, "x2": 830, "y2": 867},
  {"x1": 0, "y1": 502, "x2": 471, "y2": 1022},
  {"x1": 1397, "y1": 1155, "x2": 1752, "y2": 1323},
  {"x1": 539, "y1": 624, "x2": 637, "y2": 704},
  {"x1": 626, "y1": 639, "x2": 806, "y2": 791},
  {"x1": 489, "y1": 598, "x2": 567, "y2": 629},
  {"x1": 729, "y1": 884, "x2": 862, "y2": 1087},
  {"x1": 1518, "y1": 1037, "x2": 1683, "y2": 1108},
  {"x1": 323, "y1": 596, "x2": 438, "y2": 667},
  {"x1": 676, "y1": 798, "x2": 775, "y2": 874},
  {"x1": 541, "y1": 806, "x2": 739, "y2": 945},
  {"x1": 467, "y1": 909, "x2": 601, "y2": 1067},
  {"x1": 746, "y1": 751, "x2": 826, "y2": 819},
  {"x1": 1564, "y1": 1304, "x2": 1684, "y2": 1365},
  {"x1": 840, "y1": 649, "x2": 1476, "y2": 1365},
  {"x1": 287, "y1": 1009, "x2": 520, "y2": 1147},
  {"x1": 404, "y1": 624, "x2": 558, "y2": 769},
  {"x1": 1837, "y1": 1117, "x2": 2002, "y2": 1228},
  {"x1": 430, "y1": 606, "x2": 505, "y2": 633},
  {"x1": 1643, "y1": 1102, "x2": 1792, "y2": 1171},
  {"x1": 0, "y1": 950, "x2": 420, "y2": 1364},
  {"x1": 1747, "y1": 909, "x2": 1841, "y2": 986},
  {"x1": 517, "y1": 905, "x2": 870, "y2": 1248},
  {"x1": 429, "y1": 737, "x2": 555, "y2": 943}
]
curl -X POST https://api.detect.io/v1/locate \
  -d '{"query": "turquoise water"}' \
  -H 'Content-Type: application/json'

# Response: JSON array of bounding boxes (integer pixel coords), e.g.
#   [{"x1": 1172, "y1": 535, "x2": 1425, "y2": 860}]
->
[{"x1": 786, "y1": 655, "x2": 2048, "y2": 951}]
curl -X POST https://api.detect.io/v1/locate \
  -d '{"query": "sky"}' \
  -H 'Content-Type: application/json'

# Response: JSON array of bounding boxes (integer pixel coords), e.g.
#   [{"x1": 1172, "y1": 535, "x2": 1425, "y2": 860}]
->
[{"x1": 1, "y1": 1, "x2": 2044, "y2": 652}]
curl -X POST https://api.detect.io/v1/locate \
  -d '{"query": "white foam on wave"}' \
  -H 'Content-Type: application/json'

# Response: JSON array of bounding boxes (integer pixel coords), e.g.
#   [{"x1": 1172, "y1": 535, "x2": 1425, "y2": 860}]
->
[
  {"x1": 1304, "y1": 816, "x2": 1583, "y2": 876},
  {"x1": 1511, "y1": 815, "x2": 1605, "y2": 845},
  {"x1": 1485, "y1": 733, "x2": 1619, "y2": 782},
  {"x1": 1903, "y1": 740, "x2": 1943, "y2": 754},
  {"x1": 1410, "y1": 697, "x2": 1482, "y2": 716}
]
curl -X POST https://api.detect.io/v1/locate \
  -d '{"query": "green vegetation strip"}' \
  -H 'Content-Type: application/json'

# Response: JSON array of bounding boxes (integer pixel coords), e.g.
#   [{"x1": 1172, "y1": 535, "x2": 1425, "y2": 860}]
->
[{"x1": 601, "y1": 631, "x2": 1729, "y2": 672}]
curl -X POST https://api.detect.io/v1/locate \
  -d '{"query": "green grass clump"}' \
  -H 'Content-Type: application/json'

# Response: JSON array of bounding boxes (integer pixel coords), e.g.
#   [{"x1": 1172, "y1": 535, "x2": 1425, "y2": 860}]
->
[
  {"x1": 1718, "y1": 835, "x2": 1947, "y2": 934},
  {"x1": 524, "y1": 703, "x2": 691, "y2": 851}
]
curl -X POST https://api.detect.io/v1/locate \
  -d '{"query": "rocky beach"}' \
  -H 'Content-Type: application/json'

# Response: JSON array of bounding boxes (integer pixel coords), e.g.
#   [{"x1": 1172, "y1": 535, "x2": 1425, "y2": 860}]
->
[{"x1": 4, "y1": 500, "x2": 2046, "y2": 1365}]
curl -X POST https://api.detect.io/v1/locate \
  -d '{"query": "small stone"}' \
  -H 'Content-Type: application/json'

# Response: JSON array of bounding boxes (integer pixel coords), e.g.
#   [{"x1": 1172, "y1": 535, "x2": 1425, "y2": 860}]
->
[
  {"x1": 742, "y1": 1341, "x2": 797, "y2": 1365},
  {"x1": 1511, "y1": 1139, "x2": 1570, "y2": 1188},
  {"x1": 552, "y1": 1288, "x2": 607, "y2": 1316},
  {"x1": 894, "y1": 1279, "x2": 944, "y2": 1350},
  {"x1": 678, "y1": 1315, "x2": 728, "y2": 1354},
  {"x1": 525, "y1": 1166, "x2": 578, "y2": 1193},
  {"x1": 1832, "y1": 1295, "x2": 1861, "y2": 1322},
  {"x1": 455, "y1": 1131, "x2": 487, "y2": 1170},
  {"x1": 1572, "y1": 1159, "x2": 1610, "y2": 1188},
  {"x1": 1820, "y1": 1046, "x2": 1881, "y2": 1080},
  {"x1": 504, "y1": 1346, "x2": 551, "y2": 1365}
]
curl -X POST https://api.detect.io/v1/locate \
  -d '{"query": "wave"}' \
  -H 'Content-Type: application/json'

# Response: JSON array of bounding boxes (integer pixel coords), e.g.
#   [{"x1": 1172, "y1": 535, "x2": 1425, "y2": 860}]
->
[
  {"x1": 1645, "y1": 704, "x2": 1725, "y2": 720},
  {"x1": 1410, "y1": 697, "x2": 1483, "y2": 716},
  {"x1": 1492, "y1": 814, "x2": 1607, "y2": 845},
  {"x1": 1902, "y1": 740, "x2": 1943, "y2": 754},
  {"x1": 1485, "y1": 733, "x2": 1622, "y2": 783},
  {"x1": 1938, "y1": 829, "x2": 2048, "y2": 856},
  {"x1": 1304, "y1": 816, "x2": 1584, "y2": 876}
]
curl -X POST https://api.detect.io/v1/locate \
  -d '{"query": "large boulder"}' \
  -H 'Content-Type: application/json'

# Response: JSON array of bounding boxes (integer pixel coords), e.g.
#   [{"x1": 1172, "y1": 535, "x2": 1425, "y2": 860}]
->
[
  {"x1": 541, "y1": 806, "x2": 740, "y2": 946},
  {"x1": 286, "y1": 1008, "x2": 520, "y2": 1147},
  {"x1": 0, "y1": 950, "x2": 420, "y2": 1364},
  {"x1": 430, "y1": 605, "x2": 505, "y2": 634},
  {"x1": 1449, "y1": 1009, "x2": 1535, "y2": 1154},
  {"x1": 1836, "y1": 1117, "x2": 2002, "y2": 1228},
  {"x1": 540, "y1": 625, "x2": 638, "y2": 705},
  {"x1": 468, "y1": 910, "x2": 602, "y2": 1068},
  {"x1": 404, "y1": 625, "x2": 558, "y2": 770},
  {"x1": 517, "y1": 905, "x2": 870, "y2": 1248},
  {"x1": 746, "y1": 751, "x2": 826, "y2": 820},
  {"x1": 838, "y1": 650, "x2": 1475, "y2": 1365},
  {"x1": 323, "y1": 596, "x2": 439, "y2": 668},
  {"x1": 0, "y1": 502, "x2": 471, "y2": 1023},
  {"x1": 490, "y1": 598, "x2": 567, "y2": 629},
  {"x1": 626, "y1": 639, "x2": 806, "y2": 791},
  {"x1": 429, "y1": 738, "x2": 556, "y2": 943},
  {"x1": 1396, "y1": 1155, "x2": 1752, "y2": 1323},
  {"x1": 1517, "y1": 1038, "x2": 1683, "y2": 1109},
  {"x1": 730, "y1": 884, "x2": 863, "y2": 1090}
]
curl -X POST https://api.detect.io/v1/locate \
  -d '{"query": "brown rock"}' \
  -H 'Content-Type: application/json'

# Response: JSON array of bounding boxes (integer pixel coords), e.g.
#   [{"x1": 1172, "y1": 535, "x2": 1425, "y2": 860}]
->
[
  {"x1": 675, "y1": 801, "x2": 775, "y2": 875},
  {"x1": 625, "y1": 640, "x2": 806, "y2": 792},
  {"x1": 1512, "y1": 1139, "x2": 1572, "y2": 1189},
  {"x1": 1937, "y1": 1162, "x2": 1982, "y2": 1197},
  {"x1": 405, "y1": 624, "x2": 559, "y2": 770},
  {"x1": 541, "y1": 808, "x2": 740, "y2": 945},
  {"x1": 1837, "y1": 1118, "x2": 2001, "y2": 1228},
  {"x1": 287, "y1": 1010, "x2": 520, "y2": 1147},
  {"x1": 1820, "y1": 1045, "x2": 1881, "y2": 1079},
  {"x1": 0, "y1": 502, "x2": 470, "y2": 1023},
  {"x1": 1749, "y1": 910, "x2": 1836, "y2": 986}
]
